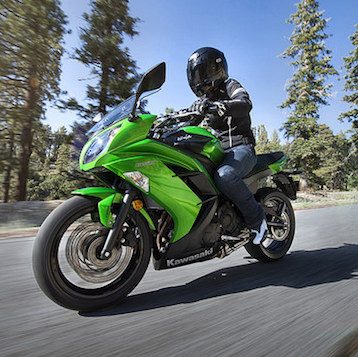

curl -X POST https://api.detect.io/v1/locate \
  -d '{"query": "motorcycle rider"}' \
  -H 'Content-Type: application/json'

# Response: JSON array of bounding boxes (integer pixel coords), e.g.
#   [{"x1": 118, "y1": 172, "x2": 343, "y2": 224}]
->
[{"x1": 186, "y1": 47, "x2": 267, "y2": 244}]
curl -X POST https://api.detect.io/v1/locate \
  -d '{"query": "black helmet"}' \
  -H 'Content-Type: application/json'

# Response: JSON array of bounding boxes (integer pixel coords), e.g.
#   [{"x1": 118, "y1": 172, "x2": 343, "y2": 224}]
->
[{"x1": 187, "y1": 47, "x2": 228, "y2": 97}]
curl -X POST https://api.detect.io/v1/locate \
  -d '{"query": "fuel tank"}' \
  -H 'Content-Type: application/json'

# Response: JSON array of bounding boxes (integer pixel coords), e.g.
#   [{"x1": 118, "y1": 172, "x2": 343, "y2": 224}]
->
[{"x1": 160, "y1": 126, "x2": 224, "y2": 166}]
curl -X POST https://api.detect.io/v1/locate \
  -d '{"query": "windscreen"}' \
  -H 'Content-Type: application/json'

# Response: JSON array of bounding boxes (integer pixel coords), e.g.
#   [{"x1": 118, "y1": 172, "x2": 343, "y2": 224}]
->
[{"x1": 86, "y1": 95, "x2": 136, "y2": 136}]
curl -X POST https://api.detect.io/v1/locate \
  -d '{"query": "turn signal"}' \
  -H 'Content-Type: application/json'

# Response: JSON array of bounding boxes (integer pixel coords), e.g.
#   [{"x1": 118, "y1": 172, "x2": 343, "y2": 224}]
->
[{"x1": 132, "y1": 200, "x2": 143, "y2": 211}]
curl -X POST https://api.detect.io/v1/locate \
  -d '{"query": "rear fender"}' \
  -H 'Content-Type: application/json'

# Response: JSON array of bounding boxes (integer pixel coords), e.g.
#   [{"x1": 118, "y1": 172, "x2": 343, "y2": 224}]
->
[
  {"x1": 272, "y1": 172, "x2": 300, "y2": 200},
  {"x1": 71, "y1": 187, "x2": 155, "y2": 230}
]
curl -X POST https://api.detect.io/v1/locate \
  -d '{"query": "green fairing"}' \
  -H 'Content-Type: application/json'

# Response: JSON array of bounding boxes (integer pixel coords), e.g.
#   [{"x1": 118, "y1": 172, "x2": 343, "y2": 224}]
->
[
  {"x1": 79, "y1": 115, "x2": 157, "y2": 170},
  {"x1": 269, "y1": 155, "x2": 287, "y2": 174},
  {"x1": 97, "y1": 194, "x2": 122, "y2": 227},
  {"x1": 72, "y1": 188, "x2": 122, "y2": 227},
  {"x1": 78, "y1": 114, "x2": 225, "y2": 243},
  {"x1": 106, "y1": 156, "x2": 201, "y2": 242},
  {"x1": 72, "y1": 187, "x2": 118, "y2": 199},
  {"x1": 182, "y1": 126, "x2": 224, "y2": 164},
  {"x1": 71, "y1": 187, "x2": 155, "y2": 230}
]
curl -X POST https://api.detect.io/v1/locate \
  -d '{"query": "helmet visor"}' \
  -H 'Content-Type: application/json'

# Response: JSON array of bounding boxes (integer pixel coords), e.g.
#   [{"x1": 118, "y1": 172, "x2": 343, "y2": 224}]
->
[{"x1": 187, "y1": 63, "x2": 211, "y2": 96}]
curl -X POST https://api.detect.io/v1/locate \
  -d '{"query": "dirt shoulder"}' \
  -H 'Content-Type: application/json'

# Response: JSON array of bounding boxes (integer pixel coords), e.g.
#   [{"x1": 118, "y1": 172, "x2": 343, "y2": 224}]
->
[
  {"x1": 1, "y1": 191, "x2": 357, "y2": 239},
  {"x1": 293, "y1": 190, "x2": 358, "y2": 210}
]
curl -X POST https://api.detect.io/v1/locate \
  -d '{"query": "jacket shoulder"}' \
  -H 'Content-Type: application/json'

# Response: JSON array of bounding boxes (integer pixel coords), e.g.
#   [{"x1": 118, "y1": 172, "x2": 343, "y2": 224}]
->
[{"x1": 224, "y1": 78, "x2": 250, "y2": 100}]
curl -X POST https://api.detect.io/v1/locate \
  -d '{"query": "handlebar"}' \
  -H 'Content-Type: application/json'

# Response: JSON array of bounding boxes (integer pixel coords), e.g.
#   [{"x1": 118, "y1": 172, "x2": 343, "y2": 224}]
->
[
  {"x1": 156, "y1": 105, "x2": 218, "y2": 125},
  {"x1": 154, "y1": 110, "x2": 199, "y2": 129},
  {"x1": 150, "y1": 105, "x2": 219, "y2": 138}
]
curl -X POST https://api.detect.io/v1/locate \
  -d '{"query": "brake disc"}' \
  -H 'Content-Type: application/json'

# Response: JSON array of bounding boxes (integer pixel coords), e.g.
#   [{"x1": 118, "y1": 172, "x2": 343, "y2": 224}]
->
[
  {"x1": 65, "y1": 223, "x2": 133, "y2": 283},
  {"x1": 270, "y1": 211, "x2": 290, "y2": 241}
]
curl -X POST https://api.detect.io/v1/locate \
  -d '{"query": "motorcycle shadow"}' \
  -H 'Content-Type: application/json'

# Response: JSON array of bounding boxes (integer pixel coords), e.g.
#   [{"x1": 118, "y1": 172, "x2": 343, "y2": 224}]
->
[{"x1": 82, "y1": 243, "x2": 358, "y2": 317}]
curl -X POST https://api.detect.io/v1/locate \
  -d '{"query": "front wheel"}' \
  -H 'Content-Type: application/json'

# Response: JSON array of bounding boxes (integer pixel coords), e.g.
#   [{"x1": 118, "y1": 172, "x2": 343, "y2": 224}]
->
[
  {"x1": 32, "y1": 195, "x2": 151, "y2": 311},
  {"x1": 245, "y1": 188, "x2": 295, "y2": 262}
]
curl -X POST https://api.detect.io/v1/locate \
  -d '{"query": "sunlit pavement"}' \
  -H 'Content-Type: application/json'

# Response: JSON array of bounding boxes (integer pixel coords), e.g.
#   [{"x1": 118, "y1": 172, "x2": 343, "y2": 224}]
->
[{"x1": 1, "y1": 205, "x2": 357, "y2": 357}]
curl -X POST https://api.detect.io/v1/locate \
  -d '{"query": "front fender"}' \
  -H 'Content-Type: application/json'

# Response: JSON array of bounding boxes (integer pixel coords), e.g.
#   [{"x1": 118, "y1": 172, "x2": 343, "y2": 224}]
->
[{"x1": 72, "y1": 187, "x2": 155, "y2": 230}]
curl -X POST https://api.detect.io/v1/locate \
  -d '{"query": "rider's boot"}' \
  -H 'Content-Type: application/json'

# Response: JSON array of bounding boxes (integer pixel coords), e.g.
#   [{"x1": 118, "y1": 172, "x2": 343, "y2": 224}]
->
[{"x1": 251, "y1": 218, "x2": 268, "y2": 245}]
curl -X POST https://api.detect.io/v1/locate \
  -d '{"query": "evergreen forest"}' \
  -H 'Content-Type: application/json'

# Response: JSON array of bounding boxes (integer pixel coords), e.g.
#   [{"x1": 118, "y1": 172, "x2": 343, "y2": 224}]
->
[{"x1": 0, "y1": 0, "x2": 357, "y2": 202}]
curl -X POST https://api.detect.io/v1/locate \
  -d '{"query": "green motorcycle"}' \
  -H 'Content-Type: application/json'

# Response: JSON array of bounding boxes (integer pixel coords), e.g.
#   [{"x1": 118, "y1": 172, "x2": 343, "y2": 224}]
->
[{"x1": 33, "y1": 63, "x2": 299, "y2": 311}]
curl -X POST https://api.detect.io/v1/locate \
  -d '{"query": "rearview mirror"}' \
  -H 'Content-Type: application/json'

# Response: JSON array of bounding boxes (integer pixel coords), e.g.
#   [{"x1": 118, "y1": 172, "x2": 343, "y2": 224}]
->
[
  {"x1": 130, "y1": 62, "x2": 166, "y2": 119},
  {"x1": 137, "y1": 62, "x2": 166, "y2": 96}
]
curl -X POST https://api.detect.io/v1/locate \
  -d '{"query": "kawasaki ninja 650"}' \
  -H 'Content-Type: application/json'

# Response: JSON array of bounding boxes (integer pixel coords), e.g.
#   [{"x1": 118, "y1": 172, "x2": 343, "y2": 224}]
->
[{"x1": 33, "y1": 63, "x2": 299, "y2": 311}]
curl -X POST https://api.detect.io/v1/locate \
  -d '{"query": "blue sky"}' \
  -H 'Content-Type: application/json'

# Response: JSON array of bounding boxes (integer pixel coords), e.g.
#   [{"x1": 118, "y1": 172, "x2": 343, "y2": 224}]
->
[{"x1": 48, "y1": 0, "x2": 358, "y2": 141}]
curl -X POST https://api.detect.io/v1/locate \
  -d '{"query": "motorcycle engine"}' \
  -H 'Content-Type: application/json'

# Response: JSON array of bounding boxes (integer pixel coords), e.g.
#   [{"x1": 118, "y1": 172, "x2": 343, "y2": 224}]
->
[{"x1": 202, "y1": 201, "x2": 243, "y2": 246}]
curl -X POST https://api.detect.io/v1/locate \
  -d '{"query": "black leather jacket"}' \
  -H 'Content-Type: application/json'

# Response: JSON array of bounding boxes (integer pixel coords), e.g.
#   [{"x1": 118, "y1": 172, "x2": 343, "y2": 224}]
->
[{"x1": 189, "y1": 78, "x2": 255, "y2": 150}]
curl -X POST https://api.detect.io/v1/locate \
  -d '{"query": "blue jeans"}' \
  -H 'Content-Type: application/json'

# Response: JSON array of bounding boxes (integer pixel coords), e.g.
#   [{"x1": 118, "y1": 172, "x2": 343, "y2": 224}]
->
[{"x1": 213, "y1": 145, "x2": 264, "y2": 229}]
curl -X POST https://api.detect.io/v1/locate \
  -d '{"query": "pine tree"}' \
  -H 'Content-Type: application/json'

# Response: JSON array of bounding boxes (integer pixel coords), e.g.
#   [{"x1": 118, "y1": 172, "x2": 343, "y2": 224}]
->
[
  {"x1": 27, "y1": 141, "x2": 74, "y2": 200},
  {"x1": 255, "y1": 124, "x2": 270, "y2": 154},
  {"x1": 269, "y1": 130, "x2": 283, "y2": 152},
  {"x1": 312, "y1": 125, "x2": 350, "y2": 189},
  {"x1": 253, "y1": 126, "x2": 284, "y2": 154},
  {"x1": 0, "y1": 0, "x2": 68, "y2": 200},
  {"x1": 346, "y1": 147, "x2": 358, "y2": 189},
  {"x1": 26, "y1": 125, "x2": 95, "y2": 200},
  {"x1": 280, "y1": 0, "x2": 337, "y2": 185},
  {"x1": 0, "y1": 114, "x2": 18, "y2": 202},
  {"x1": 0, "y1": 74, "x2": 23, "y2": 201},
  {"x1": 63, "y1": 0, "x2": 140, "y2": 118},
  {"x1": 340, "y1": 24, "x2": 358, "y2": 146},
  {"x1": 339, "y1": 25, "x2": 358, "y2": 188}
]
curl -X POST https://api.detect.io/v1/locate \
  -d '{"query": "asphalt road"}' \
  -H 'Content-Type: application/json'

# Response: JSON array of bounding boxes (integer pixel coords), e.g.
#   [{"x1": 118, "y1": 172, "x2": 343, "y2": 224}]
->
[{"x1": 1, "y1": 205, "x2": 358, "y2": 357}]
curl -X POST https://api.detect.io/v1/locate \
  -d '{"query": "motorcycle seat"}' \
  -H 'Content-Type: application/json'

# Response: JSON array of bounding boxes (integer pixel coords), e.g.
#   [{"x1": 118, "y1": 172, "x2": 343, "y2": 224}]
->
[{"x1": 244, "y1": 151, "x2": 285, "y2": 178}]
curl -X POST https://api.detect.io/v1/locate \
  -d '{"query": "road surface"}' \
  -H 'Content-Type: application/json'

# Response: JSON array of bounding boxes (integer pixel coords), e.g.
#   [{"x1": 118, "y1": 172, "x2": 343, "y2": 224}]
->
[{"x1": 1, "y1": 205, "x2": 358, "y2": 357}]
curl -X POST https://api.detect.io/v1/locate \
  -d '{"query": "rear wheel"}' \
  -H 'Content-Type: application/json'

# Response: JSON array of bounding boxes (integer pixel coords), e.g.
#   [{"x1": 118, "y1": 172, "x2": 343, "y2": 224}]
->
[
  {"x1": 32, "y1": 195, "x2": 151, "y2": 311},
  {"x1": 245, "y1": 188, "x2": 295, "y2": 262}
]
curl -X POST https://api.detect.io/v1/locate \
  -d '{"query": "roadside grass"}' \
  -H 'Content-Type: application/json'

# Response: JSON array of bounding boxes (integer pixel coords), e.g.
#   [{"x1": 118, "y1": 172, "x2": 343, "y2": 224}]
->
[{"x1": 292, "y1": 190, "x2": 358, "y2": 210}]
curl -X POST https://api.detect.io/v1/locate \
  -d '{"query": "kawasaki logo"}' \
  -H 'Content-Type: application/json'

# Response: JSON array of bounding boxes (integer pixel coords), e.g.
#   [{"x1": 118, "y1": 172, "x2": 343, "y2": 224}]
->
[
  {"x1": 177, "y1": 134, "x2": 192, "y2": 141},
  {"x1": 167, "y1": 248, "x2": 214, "y2": 267}
]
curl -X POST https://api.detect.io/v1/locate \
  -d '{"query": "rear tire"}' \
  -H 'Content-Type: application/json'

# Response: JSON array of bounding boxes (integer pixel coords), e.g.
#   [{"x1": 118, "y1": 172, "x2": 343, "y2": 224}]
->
[
  {"x1": 244, "y1": 188, "x2": 295, "y2": 262},
  {"x1": 32, "y1": 195, "x2": 151, "y2": 311}
]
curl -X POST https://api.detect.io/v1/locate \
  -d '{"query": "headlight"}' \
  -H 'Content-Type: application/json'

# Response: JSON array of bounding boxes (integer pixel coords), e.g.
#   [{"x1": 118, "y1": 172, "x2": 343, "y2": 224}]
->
[
  {"x1": 123, "y1": 171, "x2": 149, "y2": 192},
  {"x1": 83, "y1": 127, "x2": 120, "y2": 165}
]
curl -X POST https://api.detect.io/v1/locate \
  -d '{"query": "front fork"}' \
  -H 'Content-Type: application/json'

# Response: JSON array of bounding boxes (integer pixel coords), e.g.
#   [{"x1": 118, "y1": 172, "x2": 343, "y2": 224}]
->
[{"x1": 100, "y1": 187, "x2": 136, "y2": 259}]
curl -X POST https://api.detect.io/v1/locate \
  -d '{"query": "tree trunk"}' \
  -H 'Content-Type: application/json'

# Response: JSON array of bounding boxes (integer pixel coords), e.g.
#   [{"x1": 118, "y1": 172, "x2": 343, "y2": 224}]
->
[
  {"x1": 14, "y1": 82, "x2": 37, "y2": 201},
  {"x1": 299, "y1": 171, "x2": 309, "y2": 191},
  {"x1": 14, "y1": 118, "x2": 33, "y2": 201},
  {"x1": 99, "y1": 63, "x2": 109, "y2": 114},
  {"x1": 3, "y1": 131, "x2": 15, "y2": 202},
  {"x1": 298, "y1": 157, "x2": 309, "y2": 191}
]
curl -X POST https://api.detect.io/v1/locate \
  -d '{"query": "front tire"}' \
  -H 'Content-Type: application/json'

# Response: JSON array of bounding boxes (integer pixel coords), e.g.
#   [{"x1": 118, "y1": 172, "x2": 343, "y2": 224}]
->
[
  {"x1": 32, "y1": 195, "x2": 151, "y2": 311},
  {"x1": 245, "y1": 188, "x2": 295, "y2": 262}
]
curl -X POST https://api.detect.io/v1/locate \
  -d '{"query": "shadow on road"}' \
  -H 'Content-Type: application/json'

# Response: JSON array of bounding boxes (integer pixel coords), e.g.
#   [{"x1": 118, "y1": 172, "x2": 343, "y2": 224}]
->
[{"x1": 81, "y1": 244, "x2": 358, "y2": 317}]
